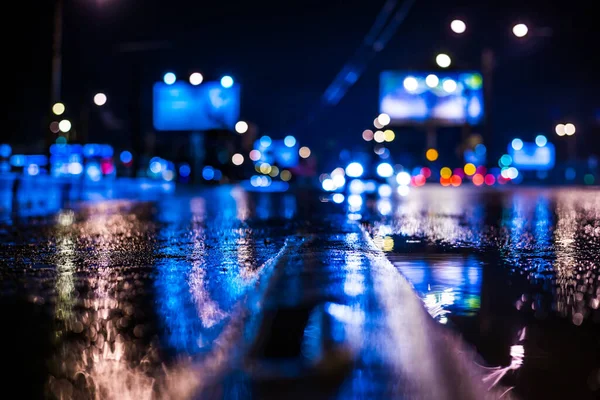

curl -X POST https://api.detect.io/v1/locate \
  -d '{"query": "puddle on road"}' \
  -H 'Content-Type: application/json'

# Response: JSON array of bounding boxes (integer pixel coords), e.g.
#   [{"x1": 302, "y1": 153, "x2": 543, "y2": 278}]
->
[
  {"x1": 389, "y1": 253, "x2": 482, "y2": 325},
  {"x1": 358, "y1": 187, "x2": 600, "y2": 399}
]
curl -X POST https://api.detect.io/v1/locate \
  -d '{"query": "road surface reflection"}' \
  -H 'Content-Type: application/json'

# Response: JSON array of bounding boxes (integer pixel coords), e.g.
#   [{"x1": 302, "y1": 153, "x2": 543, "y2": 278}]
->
[{"x1": 1, "y1": 186, "x2": 599, "y2": 399}]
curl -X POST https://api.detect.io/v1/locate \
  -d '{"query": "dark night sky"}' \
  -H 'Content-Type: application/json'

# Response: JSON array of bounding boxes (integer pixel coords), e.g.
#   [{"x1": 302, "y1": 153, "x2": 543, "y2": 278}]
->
[{"x1": 5, "y1": 0, "x2": 599, "y2": 159}]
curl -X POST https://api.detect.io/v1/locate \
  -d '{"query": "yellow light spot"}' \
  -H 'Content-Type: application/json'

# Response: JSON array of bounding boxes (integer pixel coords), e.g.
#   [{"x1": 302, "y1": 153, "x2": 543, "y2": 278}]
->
[
  {"x1": 463, "y1": 163, "x2": 476, "y2": 176},
  {"x1": 269, "y1": 166, "x2": 279, "y2": 177},
  {"x1": 52, "y1": 103, "x2": 65, "y2": 116},
  {"x1": 280, "y1": 170, "x2": 292, "y2": 181},
  {"x1": 440, "y1": 167, "x2": 452, "y2": 179},
  {"x1": 383, "y1": 236, "x2": 394, "y2": 251},
  {"x1": 383, "y1": 129, "x2": 395, "y2": 142},
  {"x1": 426, "y1": 148, "x2": 439, "y2": 161},
  {"x1": 259, "y1": 163, "x2": 271, "y2": 174}
]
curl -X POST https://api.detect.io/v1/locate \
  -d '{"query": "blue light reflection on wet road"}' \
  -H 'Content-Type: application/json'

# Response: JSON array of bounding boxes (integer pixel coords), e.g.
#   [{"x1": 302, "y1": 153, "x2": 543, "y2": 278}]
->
[{"x1": 356, "y1": 186, "x2": 600, "y2": 399}]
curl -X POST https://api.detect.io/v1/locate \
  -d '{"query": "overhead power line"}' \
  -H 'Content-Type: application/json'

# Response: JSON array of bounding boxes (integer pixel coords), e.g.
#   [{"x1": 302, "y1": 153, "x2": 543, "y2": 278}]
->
[{"x1": 290, "y1": 0, "x2": 417, "y2": 135}]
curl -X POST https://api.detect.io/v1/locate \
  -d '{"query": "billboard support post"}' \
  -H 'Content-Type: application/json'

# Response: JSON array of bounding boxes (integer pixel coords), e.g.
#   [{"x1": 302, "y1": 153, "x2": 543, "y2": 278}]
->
[
  {"x1": 567, "y1": 137, "x2": 576, "y2": 163},
  {"x1": 190, "y1": 132, "x2": 204, "y2": 184}
]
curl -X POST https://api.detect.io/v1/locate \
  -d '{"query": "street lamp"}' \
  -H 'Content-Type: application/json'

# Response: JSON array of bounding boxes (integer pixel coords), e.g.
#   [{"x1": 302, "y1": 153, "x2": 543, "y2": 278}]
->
[
  {"x1": 52, "y1": 103, "x2": 65, "y2": 115},
  {"x1": 512, "y1": 24, "x2": 529, "y2": 38},
  {"x1": 376, "y1": 113, "x2": 391, "y2": 126},
  {"x1": 450, "y1": 19, "x2": 466, "y2": 34},
  {"x1": 93, "y1": 93, "x2": 107, "y2": 106},
  {"x1": 443, "y1": 19, "x2": 536, "y2": 163},
  {"x1": 556, "y1": 123, "x2": 577, "y2": 161},
  {"x1": 436, "y1": 53, "x2": 452, "y2": 68},
  {"x1": 189, "y1": 72, "x2": 203, "y2": 85},
  {"x1": 235, "y1": 121, "x2": 248, "y2": 134},
  {"x1": 58, "y1": 119, "x2": 71, "y2": 133},
  {"x1": 564, "y1": 123, "x2": 576, "y2": 136}
]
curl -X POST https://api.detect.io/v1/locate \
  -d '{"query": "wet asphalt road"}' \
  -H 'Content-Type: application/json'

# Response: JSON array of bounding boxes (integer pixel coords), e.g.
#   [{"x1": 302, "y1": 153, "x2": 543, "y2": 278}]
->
[{"x1": 1, "y1": 185, "x2": 600, "y2": 399}]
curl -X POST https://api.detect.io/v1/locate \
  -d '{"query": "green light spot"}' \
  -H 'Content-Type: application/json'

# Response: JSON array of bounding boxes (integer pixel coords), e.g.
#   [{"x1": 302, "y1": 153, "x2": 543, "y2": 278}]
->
[{"x1": 584, "y1": 174, "x2": 595, "y2": 185}]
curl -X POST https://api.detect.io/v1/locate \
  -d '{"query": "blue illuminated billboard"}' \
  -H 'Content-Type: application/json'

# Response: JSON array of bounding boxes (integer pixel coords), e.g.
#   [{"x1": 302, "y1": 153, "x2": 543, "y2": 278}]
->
[
  {"x1": 508, "y1": 142, "x2": 555, "y2": 171},
  {"x1": 254, "y1": 139, "x2": 299, "y2": 168},
  {"x1": 271, "y1": 140, "x2": 299, "y2": 168},
  {"x1": 380, "y1": 71, "x2": 484, "y2": 126},
  {"x1": 153, "y1": 82, "x2": 240, "y2": 131}
]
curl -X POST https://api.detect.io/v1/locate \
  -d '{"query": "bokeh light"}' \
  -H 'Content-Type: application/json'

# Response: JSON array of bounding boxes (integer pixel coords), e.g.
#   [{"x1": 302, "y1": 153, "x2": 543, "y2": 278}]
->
[
  {"x1": 189, "y1": 72, "x2": 203, "y2": 85},
  {"x1": 269, "y1": 166, "x2": 280, "y2": 177},
  {"x1": 362, "y1": 129, "x2": 374, "y2": 141},
  {"x1": 280, "y1": 170, "x2": 292, "y2": 181},
  {"x1": 299, "y1": 146, "x2": 311, "y2": 158},
  {"x1": 511, "y1": 138, "x2": 523, "y2": 150},
  {"x1": 403, "y1": 76, "x2": 418, "y2": 92},
  {"x1": 584, "y1": 174, "x2": 595, "y2": 185},
  {"x1": 426, "y1": 148, "x2": 439, "y2": 161},
  {"x1": 284, "y1": 135, "x2": 297, "y2": 147},
  {"x1": 259, "y1": 162, "x2": 272, "y2": 174},
  {"x1": 425, "y1": 74, "x2": 439, "y2": 88},
  {"x1": 464, "y1": 163, "x2": 476, "y2": 176},
  {"x1": 52, "y1": 103, "x2": 65, "y2": 115},
  {"x1": 555, "y1": 123, "x2": 566, "y2": 136},
  {"x1": 93, "y1": 93, "x2": 107, "y2": 106},
  {"x1": 220, "y1": 75, "x2": 234, "y2": 88},
  {"x1": 396, "y1": 171, "x2": 411, "y2": 186},
  {"x1": 450, "y1": 19, "x2": 466, "y2": 34},
  {"x1": 442, "y1": 79, "x2": 457, "y2": 92},
  {"x1": 50, "y1": 121, "x2": 60, "y2": 133},
  {"x1": 500, "y1": 154, "x2": 513, "y2": 167},
  {"x1": 377, "y1": 113, "x2": 391, "y2": 126},
  {"x1": 397, "y1": 185, "x2": 410, "y2": 196},
  {"x1": 440, "y1": 167, "x2": 452, "y2": 179},
  {"x1": 58, "y1": 119, "x2": 71, "y2": 133},
  {"x1": 163, "y1": 72, "x2": 176, "y2": 85},
  {"x1": 232, "y1": 153, "x2": 244, "y2": 165},
  {"x1": 436, "y1": 53, "x2": 451, "y2": 68},
  {"x1": 472, "y1": 173, "x2": 484, "y2": 186},
  {"x1": 346, "y1": 162, "x2": 364, "y2": 178},
  {"x1": 383, "y1": 129, "x2": 395, "y2": 142},
  {"x1": 376, "y1": 162, "x2": 394, "y2": 178},
  {"x1": 120, "y1": 151, "x2": 132, "y2": 164},
  {"x1": 535, "y1": 135, "x2": 547, "y2": 147},
  {"x1": 249, "y1": 149, "x2": 261, "y2": 161},
  {"x1": 564, "y1": 123, "x2": 576, "y2": 136},
  {"x1": 512, "y1": 23, "x2": 528, "y2": 38},
  {"x1": 235, "y1": 121, "x2": 248, "y2": 134},
  {"x1": 332, "y1": 193, "x2": 345, "y2": 203}
]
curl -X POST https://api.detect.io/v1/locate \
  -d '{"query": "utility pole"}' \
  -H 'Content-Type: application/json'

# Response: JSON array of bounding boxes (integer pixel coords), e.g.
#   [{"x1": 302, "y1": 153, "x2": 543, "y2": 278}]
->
[
  {"x1": 49, "y1": 0, "x2": 64, "y2": 149},
  {"x1": 481, "y1": 48, "x2": 494, "y2": 161},
  {"x1": 51, "y1": 0, "x2": 63, "y2": 105}
]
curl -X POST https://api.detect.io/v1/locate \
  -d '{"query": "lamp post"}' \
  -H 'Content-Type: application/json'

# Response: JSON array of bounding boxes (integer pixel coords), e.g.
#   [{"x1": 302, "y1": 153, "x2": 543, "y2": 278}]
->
[
  {"x1": 555, "y1": 123, "x2": 577, "y2": 162},
  {"x1": 51, "y1": 0, "x2": 63, "y2": 106},
  {"x1": 48, "y1": 0, "x2": 64, "y2": 150},
  {"x1": 444, "y1": 20, "x2": 542, "y2": 163}
]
